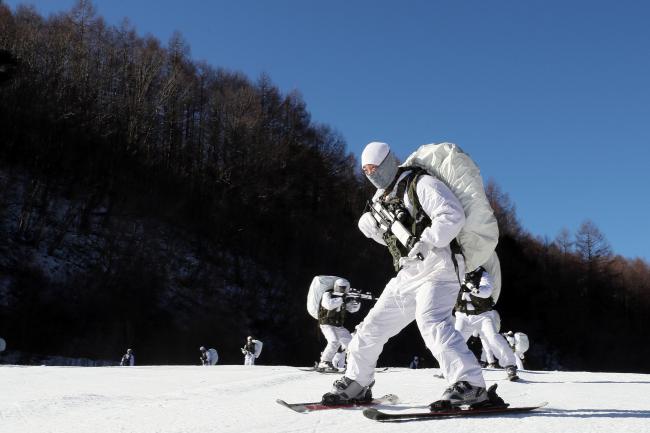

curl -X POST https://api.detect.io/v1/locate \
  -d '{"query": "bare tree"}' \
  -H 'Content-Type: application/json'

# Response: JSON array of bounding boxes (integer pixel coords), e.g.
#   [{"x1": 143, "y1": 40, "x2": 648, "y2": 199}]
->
[
  {"x1": 554, "y1": 227, "x2": 573, "y2": 256},
  {"x1": 575, "y1": 219, "x2": 612, "y2": 264}
]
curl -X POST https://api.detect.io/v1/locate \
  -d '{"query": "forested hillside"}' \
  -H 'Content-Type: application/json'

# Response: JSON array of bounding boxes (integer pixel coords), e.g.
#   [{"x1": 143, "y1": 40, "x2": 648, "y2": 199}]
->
[{"x1": 1, "y1": 2, "x2": 648, "y2": 371}]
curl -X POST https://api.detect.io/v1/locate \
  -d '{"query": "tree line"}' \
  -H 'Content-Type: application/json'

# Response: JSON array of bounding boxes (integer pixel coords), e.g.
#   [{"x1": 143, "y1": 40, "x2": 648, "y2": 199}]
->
[{"x1": 0, "y1": 1, "x2": 648, "y2": 370}]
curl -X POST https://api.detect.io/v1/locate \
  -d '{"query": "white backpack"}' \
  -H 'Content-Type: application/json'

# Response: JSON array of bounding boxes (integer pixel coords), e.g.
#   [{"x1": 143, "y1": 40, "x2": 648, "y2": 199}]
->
[
  {"x1": 402, "y1": 142, "x2": 500, "y2": 277},
  {"x1": 306, "y1": 276, "x2": 340, "y2": 320},
  {"x1": 514, "y1": 332, "x2": 529, "y2": 354},
  {"x1": 482, "y1": 251, "x2": 502, "y2": 303},
  {"x1": 252, "y1": 340, "x2": 263, "y2": 358},
  {"x1": 208, "y1": 348, "x2": 219, "y2": 365}
]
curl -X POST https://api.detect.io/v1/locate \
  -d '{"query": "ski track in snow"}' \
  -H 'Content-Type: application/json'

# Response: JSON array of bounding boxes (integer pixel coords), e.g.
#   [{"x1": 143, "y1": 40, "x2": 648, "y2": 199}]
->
[{"x1": 1, "y1": 365, "x2": 649, "y2": 433}]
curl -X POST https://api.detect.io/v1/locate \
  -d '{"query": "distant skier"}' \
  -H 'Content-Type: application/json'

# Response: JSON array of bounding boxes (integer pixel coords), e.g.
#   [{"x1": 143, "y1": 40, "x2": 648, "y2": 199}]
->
[
  {"x1": 199, "y1": 346, "x2": 219, "y2": 366},
  {"x1": 241, "y1": 336, "x2": 262, "y2": 365},
  {"x1": 409, "y1": 356, "x2": 420, "y2": 369},
  {"x1": 313, "y1": 277, "x2": 360, "y2": 373},
  {"x1": 120, "y1": 348, "x2": 135, "y2": 366},
  {"x1": 454, "y1": 267, "x2": 519, "y2": 381},
  {"x1": 503, "y1": 331, "x2": 529, "y2": 369}
]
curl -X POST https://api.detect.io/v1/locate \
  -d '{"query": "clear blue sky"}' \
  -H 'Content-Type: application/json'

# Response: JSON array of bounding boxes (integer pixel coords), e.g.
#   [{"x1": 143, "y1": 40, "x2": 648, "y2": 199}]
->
[{"x1": 5, "y1": 0, "x2": 650, "y2": 260}]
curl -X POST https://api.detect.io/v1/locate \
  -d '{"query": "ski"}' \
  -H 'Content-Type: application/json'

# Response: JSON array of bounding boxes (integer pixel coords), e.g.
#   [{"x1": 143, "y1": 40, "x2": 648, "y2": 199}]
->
[
  {"x1": 276, "y1": 393, "x2": 399, "y2": 413},
  {"x1": 298, "y1": 367, "x2": 389, "y2": 374},
  {"x1": 312, "y1": 369, "x2": 341, "y2": 374},
  {"x1": 363, "y1": 401, "x2": 548, "y2": 421},
  {"x1": 435, "y1": 372, "x2": 521, "y2": 381},
  {"x1": 298, "y1": 367, "x2": 342, "y2": 373}
]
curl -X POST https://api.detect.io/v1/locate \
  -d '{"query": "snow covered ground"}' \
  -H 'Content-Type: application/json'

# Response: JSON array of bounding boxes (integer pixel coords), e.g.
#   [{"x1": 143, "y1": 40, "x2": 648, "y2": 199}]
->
[{"x1": 1, "y1": 364, "x2": 649, "y2": 433}]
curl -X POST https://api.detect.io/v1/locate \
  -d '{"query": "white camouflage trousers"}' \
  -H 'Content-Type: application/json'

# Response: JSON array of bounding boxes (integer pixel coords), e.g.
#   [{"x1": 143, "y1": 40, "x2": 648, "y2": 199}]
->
[
  {"x1": 319, "y1": 324, "x2": 352, "y2": 363},
  {"x1": 345, "y1": 250, "x2": 485, "y2": 389},
  {"x1": 455, "y1": 310, "x2": 516, "y2": 368}
]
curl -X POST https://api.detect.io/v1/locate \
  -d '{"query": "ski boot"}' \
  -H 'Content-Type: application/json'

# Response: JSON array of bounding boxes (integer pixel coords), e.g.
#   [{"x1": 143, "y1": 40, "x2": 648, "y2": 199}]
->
[
  {"x1": 321, "y1": 376, "x2": 374, "y2": 405},
  {"x1": 429, "y1": 381, "x2": 488, "y2": 411},
  {"x1": 317, "y1": 361, "x2": 339, "y2": 373},
  {"x1": 505, "y1": 365, "x2": 519, "y2": 381},
  {"x1": 487, "y1": 362, "x2": 499, "y2": 369},
  {"x1": 429, "y1": 382, "x2": 507, "y2": 411}
]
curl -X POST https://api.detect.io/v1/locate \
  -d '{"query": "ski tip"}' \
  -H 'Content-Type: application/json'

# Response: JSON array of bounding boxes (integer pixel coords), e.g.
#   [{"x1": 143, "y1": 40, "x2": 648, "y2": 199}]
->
[
  {"x1": 275, "y1": 399, "x2": 307, "y2": 413},
  {"x1": 362, "y1": 408, "x2": 385, "y2": 421}
]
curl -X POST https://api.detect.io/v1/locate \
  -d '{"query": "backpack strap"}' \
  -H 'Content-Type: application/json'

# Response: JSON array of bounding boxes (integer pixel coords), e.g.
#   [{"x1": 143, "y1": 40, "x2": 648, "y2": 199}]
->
[{"x1": 406, "y1": 168, "x2": 464, "y2": 286}]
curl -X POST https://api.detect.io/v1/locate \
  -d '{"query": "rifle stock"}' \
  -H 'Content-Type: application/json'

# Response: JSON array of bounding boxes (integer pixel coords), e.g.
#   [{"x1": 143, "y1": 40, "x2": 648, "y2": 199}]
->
[{"x1": 369, "y1": 200, "x2": 416, "y2": 249}]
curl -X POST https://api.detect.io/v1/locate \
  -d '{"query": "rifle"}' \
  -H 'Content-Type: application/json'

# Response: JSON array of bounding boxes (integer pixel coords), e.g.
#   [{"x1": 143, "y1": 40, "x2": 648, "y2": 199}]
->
[
  {"x1": 367, "y1": 200, "x2": 423, "y2": 261},
  {"x1": 332, "y1": 288, "x2": 378, "y2": 301},
  {"x1": 461, "y1": 281, "x2": 479, "y2": 294}
]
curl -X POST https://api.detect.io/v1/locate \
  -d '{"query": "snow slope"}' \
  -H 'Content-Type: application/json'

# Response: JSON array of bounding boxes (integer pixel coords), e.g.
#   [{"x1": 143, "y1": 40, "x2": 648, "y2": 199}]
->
[{"x1": 1, "y1": 365, "x2": 649, "y2": 433}]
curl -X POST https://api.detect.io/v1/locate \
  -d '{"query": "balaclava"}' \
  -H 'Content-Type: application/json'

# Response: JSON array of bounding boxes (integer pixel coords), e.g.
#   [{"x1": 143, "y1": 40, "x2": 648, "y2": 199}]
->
[{"x1": 361, "y1": 141, "x2": 400, "y2": 189}]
